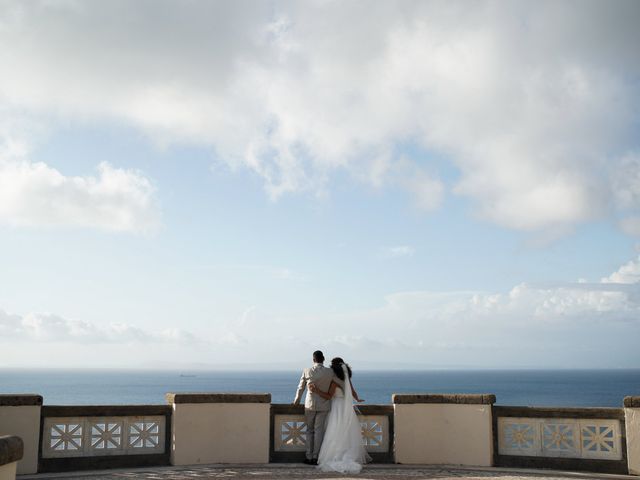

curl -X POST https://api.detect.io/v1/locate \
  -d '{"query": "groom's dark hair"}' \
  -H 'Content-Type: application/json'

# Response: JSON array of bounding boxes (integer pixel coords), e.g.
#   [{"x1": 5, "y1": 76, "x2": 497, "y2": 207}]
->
[{"x1": 312, "y1": 350, "x2": 325, "y2": 363}]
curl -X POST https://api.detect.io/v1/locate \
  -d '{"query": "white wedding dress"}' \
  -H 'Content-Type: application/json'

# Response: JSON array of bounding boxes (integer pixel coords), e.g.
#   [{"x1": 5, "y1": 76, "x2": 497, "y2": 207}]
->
[{"x1": 317, "y1": 365, "x2": 370, "y2": 473}]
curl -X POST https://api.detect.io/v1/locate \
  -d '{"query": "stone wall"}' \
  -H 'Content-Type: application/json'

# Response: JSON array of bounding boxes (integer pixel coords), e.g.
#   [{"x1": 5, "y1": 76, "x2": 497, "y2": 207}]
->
[
  {"x1": 0, "y1": 435, "x2": 23, "y2": 480},
  {"x1": 394, "y1": 394, "x2": 495, "y2": 466},
  {"x1": 0, "y1": 395, "x2": 41, "y2": 474},
  {"x1": 493, "y1": 405, "x2": 628, "y2": 474},
  {"x1": 1, "y1": 391, "x2": 639, "y2": 476},
  {"x1": 625, "y1": 396, "x2": 640, "y2": 475},
  {"x1": 167, "y1": 393, "x2": 271, "y2": 465}
]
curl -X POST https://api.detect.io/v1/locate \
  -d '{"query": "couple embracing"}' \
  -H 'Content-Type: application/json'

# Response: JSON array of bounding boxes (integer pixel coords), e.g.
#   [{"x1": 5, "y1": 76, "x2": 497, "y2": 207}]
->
[{"x1": 293, "y1": 350, "x2": 371, "y2": 473}]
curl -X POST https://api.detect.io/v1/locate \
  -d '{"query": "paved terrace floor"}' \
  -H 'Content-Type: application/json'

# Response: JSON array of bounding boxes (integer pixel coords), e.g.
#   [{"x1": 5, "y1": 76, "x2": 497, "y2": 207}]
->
[{"x1": 18, "y1": 465, "x2": 636, "y2": 480}]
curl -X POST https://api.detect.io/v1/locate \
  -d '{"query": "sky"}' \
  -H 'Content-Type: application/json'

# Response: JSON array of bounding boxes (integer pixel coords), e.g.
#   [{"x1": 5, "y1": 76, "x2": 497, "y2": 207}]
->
[{"x1": 0, "y1": 0, "x2": 639, "y2": 370}]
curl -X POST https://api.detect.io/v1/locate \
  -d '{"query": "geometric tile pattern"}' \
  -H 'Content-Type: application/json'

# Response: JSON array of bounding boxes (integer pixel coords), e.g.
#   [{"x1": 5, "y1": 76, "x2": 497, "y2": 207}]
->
[
  {"x1": 542, "y1": 421, "x2": 579, "y2": 457},
  {"x1": 43, "y1": 416, "x2": 165, "y2": 458},
  {"x1": 129, "y1": 420, "x2": 161, "y2": 449},
  {"x1": 498, "y1": 417, "x2": 621, "y2": 460},
  {"x1": 91, "y1": 422, "x2": 123, "y2": 451},
  {"x1": 359, "y1": 416, "x2": 389, "y2": 452},
  {"x1": 273, "y1": 414, "x2": 389, "y2": 453},
  {"x1": 579, "y1": 419, "x2": 621, "y2": 460},
  {"x1": 274, "y1": 416, "x2": 307, "y2": 451},
  {"x1": 501, "y1": 421, "x2": 538, "y2": 456},
  {"x1": 50, "y1": 422, "x2": 83, "y2": 452}
]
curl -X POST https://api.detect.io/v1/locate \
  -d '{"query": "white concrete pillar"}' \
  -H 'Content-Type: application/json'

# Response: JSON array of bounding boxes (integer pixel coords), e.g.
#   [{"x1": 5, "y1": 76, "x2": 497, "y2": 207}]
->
[
  {"x1": 393, "y1": 393, "x2": 496, "y2": 466},
  {"x1": 625, "y1": 396, "x2": 640, "y2": 475},
  {"x1": 0, "y1": 395, "x2": 41, "y2": 474},
  {"x1": 166, "y1": 393, "x2": 271, "y2": 465}
]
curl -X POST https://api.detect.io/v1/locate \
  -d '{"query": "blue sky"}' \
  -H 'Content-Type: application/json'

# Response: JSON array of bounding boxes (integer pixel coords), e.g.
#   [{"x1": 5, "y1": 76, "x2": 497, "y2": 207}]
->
[{"x1": 0, "y1": 1, "x2": 639, "y2": 369}]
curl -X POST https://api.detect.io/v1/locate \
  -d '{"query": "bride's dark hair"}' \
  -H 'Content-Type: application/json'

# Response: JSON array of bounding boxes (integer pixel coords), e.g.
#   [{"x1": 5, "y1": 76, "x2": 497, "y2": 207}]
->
[{"x1": 330, "y1": 357, "x2": 352, "y2": 380}]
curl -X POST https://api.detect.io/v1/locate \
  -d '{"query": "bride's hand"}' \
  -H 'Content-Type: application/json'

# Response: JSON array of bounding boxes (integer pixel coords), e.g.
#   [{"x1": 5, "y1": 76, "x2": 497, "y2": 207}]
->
[{"x1": 308, "y1": 383, "x2": 317, "y2": 392}]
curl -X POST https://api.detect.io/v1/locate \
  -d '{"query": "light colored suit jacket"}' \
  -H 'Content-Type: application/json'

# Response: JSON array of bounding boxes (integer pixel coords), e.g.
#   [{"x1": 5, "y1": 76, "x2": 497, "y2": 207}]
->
[{"x1": 294, "y1": 363, "x2": 335, "y2": 411}]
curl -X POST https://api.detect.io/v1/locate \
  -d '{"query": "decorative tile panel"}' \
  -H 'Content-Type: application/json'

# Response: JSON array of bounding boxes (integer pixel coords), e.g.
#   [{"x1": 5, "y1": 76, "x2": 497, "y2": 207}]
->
[
  {"x1": 274, "y1": 415, "x2": 307, "y2": 451},
  {"x1": 90, "y1": 422, "x2": 123, "y2": 452},
  {"x1": 129, "y1": 420, "x2": 161, "y2": 449},
  {"x1": 360, "y1": 415, "x2": 389, "y2": 452},
  {"x1": 43, "y1": 416, "x2": 165, "y2": 458},
  {"x1": 578, "y1": 419, "x2": 621, "y2": 460},
  {"x1": 498, "y1": 417, "x2": 621, "y2": 461},
  {"x1": 541, "y1": 421, "x2": 579, "y2": 457},
  {"x1": 498, "y1": 419, "x2": 539, "y2": 456},
  {"x1": 273, "y1": 414, "x2": 389, "y2": 453},
  {"x1": 50, "y1": 422, "x2": 83, "y2": 452}
]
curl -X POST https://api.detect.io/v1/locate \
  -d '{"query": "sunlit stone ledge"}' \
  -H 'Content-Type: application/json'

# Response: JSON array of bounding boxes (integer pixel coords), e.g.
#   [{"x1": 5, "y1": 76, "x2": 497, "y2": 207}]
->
[
  {"x1": 0, "y1": 436, "x2": 23, "y2": 467},
  {"x1": 0, "y1": 395, "x2": 43, "y2": 407},
  {"x1": 392, "y1": 393, "x2": 496, "y2": 404},
  {"x1": 165, "y1": 393, "x2": 271, "y2": 404},
  {"x1": 624, "y1": 396, "x2": 640, "y2": 408}
]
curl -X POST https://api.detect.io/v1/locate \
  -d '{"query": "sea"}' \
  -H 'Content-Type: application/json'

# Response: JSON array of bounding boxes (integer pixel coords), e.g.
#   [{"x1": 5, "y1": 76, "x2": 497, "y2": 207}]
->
[{"x1": 1, "y1": 369, "x2": 639, "y2": 407}]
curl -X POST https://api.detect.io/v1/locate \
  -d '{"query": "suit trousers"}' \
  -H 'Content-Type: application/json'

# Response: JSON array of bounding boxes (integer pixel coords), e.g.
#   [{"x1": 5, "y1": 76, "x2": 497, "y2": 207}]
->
[{"x1": 305, "y1": 409, "x2": 329, "y2": 460}]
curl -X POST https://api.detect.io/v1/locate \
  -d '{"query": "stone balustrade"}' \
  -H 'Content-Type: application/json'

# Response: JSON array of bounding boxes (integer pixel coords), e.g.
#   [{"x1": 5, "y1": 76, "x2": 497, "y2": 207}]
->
[
  {"x1": 0, "y1": 394, "x2": 41, "y2": 474},
  {"x1": 38, "y1": 405, "x2": 171, "y2": 473},
  {"x1": 393, "y1": 393, "x2": 496, "y2": 466},
  {"x1": 166, "y1": 393, "x2": 271, "y2": 465},
  {"x1": 270, "y1": 404, "x2": 393, "y2": 463},
  {"x1": 625, "y1": 396, "x2": 640, "y2": 475},
  {"x1": 0, "y1": 435, "x2": 23, "y2": 480},
  {"x1": 1, "y1": 392, "x2": 640, "y2": 476},
  {"x1": 493, "y1": 405, "x2": 627, "y2": 474}
]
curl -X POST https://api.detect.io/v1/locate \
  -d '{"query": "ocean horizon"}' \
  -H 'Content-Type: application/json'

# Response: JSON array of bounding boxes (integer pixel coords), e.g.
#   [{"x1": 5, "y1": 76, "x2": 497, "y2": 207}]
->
[{"x1": 1, "y1": 368, "x2": 639, "y2": 407}]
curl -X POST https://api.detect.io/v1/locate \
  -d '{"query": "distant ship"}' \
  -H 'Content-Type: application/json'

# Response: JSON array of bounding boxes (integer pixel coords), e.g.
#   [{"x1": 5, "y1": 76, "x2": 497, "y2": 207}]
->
[{"x1": 179, "y1": 374, "x2": 197, "y2": 377}]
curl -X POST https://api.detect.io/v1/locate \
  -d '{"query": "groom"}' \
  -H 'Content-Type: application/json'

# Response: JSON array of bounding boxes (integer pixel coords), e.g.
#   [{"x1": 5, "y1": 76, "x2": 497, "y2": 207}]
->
[{"x1": 293, "y1": 350, "x2": 334, "y2": 465}]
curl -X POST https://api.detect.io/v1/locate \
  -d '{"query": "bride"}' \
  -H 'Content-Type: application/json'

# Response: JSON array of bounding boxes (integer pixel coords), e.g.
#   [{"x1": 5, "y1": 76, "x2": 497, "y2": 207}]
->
[{"x1": 309, "y1": 357, "x2": 371, "y2": 473}]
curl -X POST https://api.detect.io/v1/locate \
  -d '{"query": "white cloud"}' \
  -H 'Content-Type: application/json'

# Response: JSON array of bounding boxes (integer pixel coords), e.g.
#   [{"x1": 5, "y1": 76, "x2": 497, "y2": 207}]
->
[
  {"x1": 0, "y1": 158, "x2": 160, "y2": 232},
  {"x1": 468, "y1": 283, "x2": 634, "y2": 320},
  {"x1": 0, "y1": 1, "x2": 638, "y2": 235},
  {"x1": 210, "y1": 255, "x2": 640, "y2": 368},
  {"x1": 601, "y1": 255, "x2": 640, "y2": 284},
  {"x1": 0, "y1": 309, "x2": 201, "y2": 345},
  {"x1": 2, "y1": 255, "x2": 640, "y2": 368}
]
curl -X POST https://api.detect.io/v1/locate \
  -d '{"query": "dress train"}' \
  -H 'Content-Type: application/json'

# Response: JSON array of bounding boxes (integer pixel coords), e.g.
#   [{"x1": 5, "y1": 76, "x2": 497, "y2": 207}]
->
[{"x1": 317, "y1": 366, "x2": 370, "y2": 473}]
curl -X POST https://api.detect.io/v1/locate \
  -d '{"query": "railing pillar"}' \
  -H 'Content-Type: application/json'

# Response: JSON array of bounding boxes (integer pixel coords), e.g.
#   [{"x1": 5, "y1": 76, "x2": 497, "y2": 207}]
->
[
  {"x1": 166, "y1": 393, "x2": 271, "y2": 465},
  {"x1": 625, "y1": 397, "x2": 640, "y2": 475},
  {"x1": 0, "y1": 435, "x2": 23, "y2": 480},
  {"x1": 0, "y1": 395, "x2": 42, "y2": 474},
  {"x1": 393, "y1": 393, "x2": 496, "y2": 466}
]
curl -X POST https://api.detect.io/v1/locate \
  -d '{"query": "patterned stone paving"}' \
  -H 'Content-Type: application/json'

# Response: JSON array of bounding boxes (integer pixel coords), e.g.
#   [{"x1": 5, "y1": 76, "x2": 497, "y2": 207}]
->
[{"x1": 20, "y1": 465, "x2": 635, "y2": 480}]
